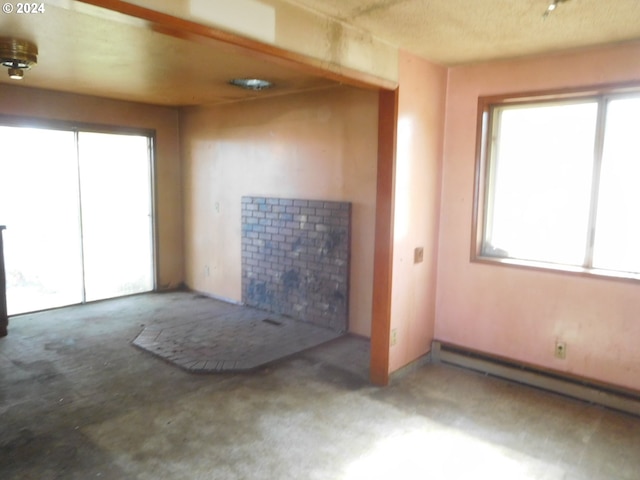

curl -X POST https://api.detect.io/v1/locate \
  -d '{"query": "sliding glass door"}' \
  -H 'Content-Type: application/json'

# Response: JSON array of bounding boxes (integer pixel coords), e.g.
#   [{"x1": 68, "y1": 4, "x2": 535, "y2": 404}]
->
[
  {"x1": 0, "y1": 127, "x2": 83, "y2": 314},
  {"x1": 78, "y1": 132, "x2": 153, "y2": 302},
  {"x1": 0, "y1": 124, "x2": 154, "y2": 315}
]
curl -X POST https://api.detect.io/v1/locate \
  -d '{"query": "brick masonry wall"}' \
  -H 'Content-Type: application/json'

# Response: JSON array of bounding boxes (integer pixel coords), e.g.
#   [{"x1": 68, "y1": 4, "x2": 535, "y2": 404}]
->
[{"x1": 241, "y1": 197, "x2": 351, "y2": 333}]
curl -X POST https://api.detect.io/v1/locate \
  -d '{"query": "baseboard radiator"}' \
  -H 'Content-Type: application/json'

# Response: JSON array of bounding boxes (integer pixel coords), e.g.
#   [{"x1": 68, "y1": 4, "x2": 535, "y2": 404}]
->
[{"x1": 431, "y1": 341, "x2": 640, "y2": 417}]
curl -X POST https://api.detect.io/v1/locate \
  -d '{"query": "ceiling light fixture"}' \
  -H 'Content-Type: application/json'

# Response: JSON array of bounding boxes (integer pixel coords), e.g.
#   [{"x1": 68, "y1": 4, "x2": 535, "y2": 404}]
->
[
  {"x1": 229, "y1": 78, "x2": 273, "y2": 91},
  {"x1": 0, "y1": 38, "x2": 38, "y2": 80},
  {"x1": 543, "y1": 0, "x2": 570, "y2": 19}
]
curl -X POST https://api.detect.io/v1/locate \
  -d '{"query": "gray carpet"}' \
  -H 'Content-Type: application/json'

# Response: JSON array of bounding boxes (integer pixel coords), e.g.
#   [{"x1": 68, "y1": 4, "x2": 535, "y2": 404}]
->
[{"x1": 3, "y1": 292, "x2": 640, "y2": 479}]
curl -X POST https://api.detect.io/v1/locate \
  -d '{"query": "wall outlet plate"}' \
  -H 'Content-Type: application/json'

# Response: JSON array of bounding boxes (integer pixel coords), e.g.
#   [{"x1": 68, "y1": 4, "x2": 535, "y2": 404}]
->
[
  {"x1": 414, "y1": 247, "x2": 424, "y2": 264},
  {"x1": 555, "y1": 341, "x2": 567, "y2": 359}
]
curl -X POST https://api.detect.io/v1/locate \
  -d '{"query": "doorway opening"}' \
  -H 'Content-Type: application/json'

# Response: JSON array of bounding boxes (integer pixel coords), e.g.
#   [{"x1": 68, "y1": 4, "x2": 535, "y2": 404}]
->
[{"x1": 0, "y1": 124, "x2": 155, "y2": 315}]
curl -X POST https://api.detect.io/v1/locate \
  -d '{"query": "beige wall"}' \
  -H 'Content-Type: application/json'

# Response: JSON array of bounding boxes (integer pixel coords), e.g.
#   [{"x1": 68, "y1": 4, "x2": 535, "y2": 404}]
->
[
  {"x1": 0, "y1": 84, "x2": 184, "y2": 289},
  {"x1": 180, "y1": 86, "x2": 379, "y2": 336},
  {"x1": 388, "y1": 51, "x2": 447, "y2": 372},
  {"x1": 437, "y1": 41, "x2": 640, "y2": 391}
]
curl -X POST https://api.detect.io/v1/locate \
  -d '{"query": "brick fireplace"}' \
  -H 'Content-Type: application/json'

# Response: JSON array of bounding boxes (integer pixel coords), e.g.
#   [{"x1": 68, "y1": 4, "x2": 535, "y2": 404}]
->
[{"x1": 241, "y1": 196, "x2": 351, "y2": 333}]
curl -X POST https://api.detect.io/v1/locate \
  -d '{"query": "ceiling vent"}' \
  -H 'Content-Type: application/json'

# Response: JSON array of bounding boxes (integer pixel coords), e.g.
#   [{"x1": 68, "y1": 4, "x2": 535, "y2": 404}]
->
[{"x1": 229, "y1": 78, "x2": 273, "y2": 91}]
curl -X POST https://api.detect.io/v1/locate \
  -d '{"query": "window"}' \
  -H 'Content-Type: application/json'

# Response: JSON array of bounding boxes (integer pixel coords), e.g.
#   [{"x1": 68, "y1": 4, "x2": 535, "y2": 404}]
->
[{"x1": 474, "y1": 88, "x2": 640, "y2": 279}]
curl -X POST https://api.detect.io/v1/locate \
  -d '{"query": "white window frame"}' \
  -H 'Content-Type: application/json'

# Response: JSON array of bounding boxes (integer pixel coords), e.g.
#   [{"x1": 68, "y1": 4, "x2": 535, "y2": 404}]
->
[{"x1": 472, "y1": 83, "x2": 640, "y2": 281}]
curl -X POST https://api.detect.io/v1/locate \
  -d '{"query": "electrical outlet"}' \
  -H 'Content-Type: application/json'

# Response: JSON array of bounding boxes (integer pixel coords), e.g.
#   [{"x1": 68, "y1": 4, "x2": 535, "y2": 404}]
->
[
  {"x1": 391, "y1": 328, "x2": 398, "y2": 346},
  {"x1": 555, "y1": 341, "x2": 567, "y2": 359},
  {"x1": 204, "y1": 265, "x2": 210, "y2": 277}
]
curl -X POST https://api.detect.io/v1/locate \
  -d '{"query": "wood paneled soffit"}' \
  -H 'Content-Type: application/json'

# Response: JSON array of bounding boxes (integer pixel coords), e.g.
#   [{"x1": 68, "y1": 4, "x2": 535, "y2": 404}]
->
[
  {"x1": 0, "y1": 1, "x2": 396, "y2": 106},
  {"x1": 76, "y1": 0, "x2": 398, "y2": 88}
]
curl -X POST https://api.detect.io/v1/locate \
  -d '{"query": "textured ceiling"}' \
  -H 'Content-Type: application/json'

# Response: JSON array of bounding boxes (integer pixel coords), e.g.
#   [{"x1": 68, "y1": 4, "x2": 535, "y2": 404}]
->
[
  {"x1": 1, "y1": 0, "x2": 638, "y2": 106},
  {"x1": 283, "y1": 0, "x2": 640, "y2": 65}
]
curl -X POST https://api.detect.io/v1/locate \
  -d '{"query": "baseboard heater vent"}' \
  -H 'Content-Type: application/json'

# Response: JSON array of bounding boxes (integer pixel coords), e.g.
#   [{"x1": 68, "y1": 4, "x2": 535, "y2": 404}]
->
[{"x1": 431, "y1": 341, "x2": 640, "y2": 418}]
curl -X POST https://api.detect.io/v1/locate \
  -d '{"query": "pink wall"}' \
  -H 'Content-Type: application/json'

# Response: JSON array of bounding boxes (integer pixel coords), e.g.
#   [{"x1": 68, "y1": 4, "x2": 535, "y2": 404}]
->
[
  {"x1": 180, "y1": 87, "x2": 379, "y2": 336},
  {"x1": 388, "y1": 51, "x2": 447, "y2": 372},
  {"x1": 437, "y1": 41, "x2": 640, "y2": 391}
]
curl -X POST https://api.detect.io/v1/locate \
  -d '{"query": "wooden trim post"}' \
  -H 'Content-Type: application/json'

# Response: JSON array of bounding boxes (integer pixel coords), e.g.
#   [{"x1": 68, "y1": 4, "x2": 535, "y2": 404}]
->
[{"x1": 370, "y1": 89, "x2": 398, "y2": 385}]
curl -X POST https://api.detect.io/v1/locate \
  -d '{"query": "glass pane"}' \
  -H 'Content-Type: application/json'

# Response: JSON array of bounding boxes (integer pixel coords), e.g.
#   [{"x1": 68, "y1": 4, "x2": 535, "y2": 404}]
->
[
  {"x1": 485, "y1": 102, "x2": 598, "y2": 265},
  {"x1": 78, "y1": 132, "x2": 153, "y2": 302},
  {"x1": 0, "y1": 126, "x2": 83, "y2": 314},
  {"x1": 593, "y1": 96, "x2": 640, "y2": 273}
]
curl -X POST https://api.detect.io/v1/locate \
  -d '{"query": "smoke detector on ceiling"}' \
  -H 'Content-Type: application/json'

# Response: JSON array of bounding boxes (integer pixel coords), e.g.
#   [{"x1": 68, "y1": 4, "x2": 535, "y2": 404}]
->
[{"x1": 0, "y1": 38, "x2": 38, "y2": 80}]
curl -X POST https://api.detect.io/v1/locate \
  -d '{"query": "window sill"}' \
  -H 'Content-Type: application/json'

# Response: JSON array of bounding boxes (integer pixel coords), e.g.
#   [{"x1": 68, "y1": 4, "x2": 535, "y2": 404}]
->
[{"x1": 472, "y1": 255, "x2": 640, "y2": 284}]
